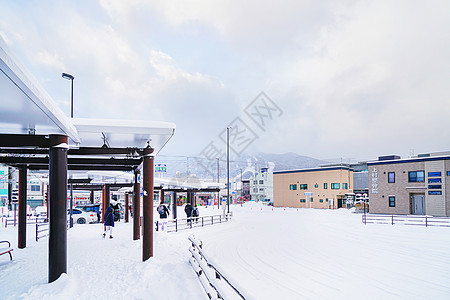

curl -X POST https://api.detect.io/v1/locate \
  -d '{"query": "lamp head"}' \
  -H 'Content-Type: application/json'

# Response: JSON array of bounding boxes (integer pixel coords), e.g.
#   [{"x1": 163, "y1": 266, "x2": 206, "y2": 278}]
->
[{"x1": 62, "y1": 73, "x2": 74, "y2": 80}]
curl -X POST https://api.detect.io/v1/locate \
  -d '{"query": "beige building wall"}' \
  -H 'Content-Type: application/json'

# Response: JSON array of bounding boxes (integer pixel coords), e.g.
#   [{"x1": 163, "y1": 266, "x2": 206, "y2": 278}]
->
[
  {"x1": 273, "y1": 168, "x2": 353, "y2": 209},
  {"x1": 425, "y1": 160, "x2": 446, "y2": 216}
]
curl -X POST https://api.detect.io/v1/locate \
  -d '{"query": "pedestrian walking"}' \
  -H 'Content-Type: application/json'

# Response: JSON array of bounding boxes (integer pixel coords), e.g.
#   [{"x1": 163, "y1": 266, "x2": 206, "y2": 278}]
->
[
  {"x1": 157, "y1": 203, "x2": 170, "y2": 219},
  {"x1": 184, "y1": 203, "x2": 193, "y2": 225},
  {"x1": 103, "y1": 206, "x2": 114, "y2": 239}
]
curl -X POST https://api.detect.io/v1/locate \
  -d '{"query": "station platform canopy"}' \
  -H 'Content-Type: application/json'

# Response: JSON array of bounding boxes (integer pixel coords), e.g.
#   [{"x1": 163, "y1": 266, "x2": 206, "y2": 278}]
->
[{"x1": 0, "y1": 35, "x2": 175, "y2": 153}]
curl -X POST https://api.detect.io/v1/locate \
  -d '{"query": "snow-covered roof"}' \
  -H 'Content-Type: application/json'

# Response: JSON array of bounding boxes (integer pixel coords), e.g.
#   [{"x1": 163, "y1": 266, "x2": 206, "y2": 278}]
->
[
  {"x1": 0, "y1": 36, "x2": 175, "y2": 152},
  {"x1": 0, "y1": 35, "x2": 80, "y2": 143}
]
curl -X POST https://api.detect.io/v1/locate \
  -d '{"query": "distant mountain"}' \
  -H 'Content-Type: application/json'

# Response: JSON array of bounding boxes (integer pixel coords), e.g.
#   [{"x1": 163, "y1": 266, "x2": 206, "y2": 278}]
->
[{"x1": 155, "y1": 152, "x2": 329, "y2": 180}]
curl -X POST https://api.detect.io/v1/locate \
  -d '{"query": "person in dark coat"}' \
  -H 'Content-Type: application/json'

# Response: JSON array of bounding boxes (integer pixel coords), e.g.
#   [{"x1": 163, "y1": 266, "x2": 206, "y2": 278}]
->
[
  {"x1": 103, "y1": 206, "x2": 114, "y2": 239},
  {"x1": 157, "y1": 204, "x2": 170, "y2": 219},
  {"x1": 184, "y1": 203, "x2": 193, "y2": 224},
  {"x1": 192, "y1": 205, "x2": 200, "y2": 223}
]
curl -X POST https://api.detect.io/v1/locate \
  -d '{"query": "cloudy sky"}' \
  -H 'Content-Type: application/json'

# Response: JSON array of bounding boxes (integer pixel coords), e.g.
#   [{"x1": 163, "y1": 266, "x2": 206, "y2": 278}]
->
[{"x1": 1, "y1": 0, "x2": 449, "y2": 162}]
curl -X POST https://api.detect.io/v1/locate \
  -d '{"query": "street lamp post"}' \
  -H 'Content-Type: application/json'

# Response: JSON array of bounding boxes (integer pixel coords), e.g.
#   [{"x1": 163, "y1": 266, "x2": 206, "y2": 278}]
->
[
  {"x1": 216, "y1": 157, "x2": 220, "y2": 209},
  {"x1": 240, "y1": 168, "x2": 243, "y2": 207},
  {"x1": 62, "y1": 73, "x2": 75, "y2": 118},
  {"x1": 226, "y1": 127, "x2": 230, "y2": 214}
]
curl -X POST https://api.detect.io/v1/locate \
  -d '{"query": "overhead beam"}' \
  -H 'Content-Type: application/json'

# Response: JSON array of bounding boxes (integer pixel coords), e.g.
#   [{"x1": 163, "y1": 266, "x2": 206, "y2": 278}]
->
[{"x1": 0, "y1": 134, "x2": 50, "y2": 148}]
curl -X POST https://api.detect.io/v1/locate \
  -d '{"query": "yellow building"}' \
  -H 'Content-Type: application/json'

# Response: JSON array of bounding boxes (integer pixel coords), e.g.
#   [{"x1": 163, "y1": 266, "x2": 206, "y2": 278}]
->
[{"x1": 273, "y1": 166, "x2": 354, "y2": 208}]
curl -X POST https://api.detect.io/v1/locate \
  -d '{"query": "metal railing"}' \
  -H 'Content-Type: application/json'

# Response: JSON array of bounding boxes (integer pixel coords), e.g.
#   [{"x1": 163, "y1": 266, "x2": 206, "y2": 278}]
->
[
  {"x1": 188, "y1": 235, "x2": 246, "y2": 300},
  {"x1": 362, "y1": 214, "x2": 450, "y2": 227},
  {"x1": 36, "y1": 218, "x2": 50, "y2": 241},
  {"x1": 1, "y1": 216, "x2": 47, "y2": 228},
  {"x1": 155, "y1": 213, "x2": 232, "y2": 233}
]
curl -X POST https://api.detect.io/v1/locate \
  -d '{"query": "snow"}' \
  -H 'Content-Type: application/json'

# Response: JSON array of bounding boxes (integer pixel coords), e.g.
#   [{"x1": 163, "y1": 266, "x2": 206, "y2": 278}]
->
[{"x1": 1, "y1": 202, "x2": 450, "y2": 299}]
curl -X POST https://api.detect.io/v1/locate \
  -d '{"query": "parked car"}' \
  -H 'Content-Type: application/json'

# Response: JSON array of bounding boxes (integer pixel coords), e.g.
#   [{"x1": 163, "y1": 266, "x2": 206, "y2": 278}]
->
[
  {"x1": 68, "y1": 208, "x2": 97, "y2": 224},
  {"x1": 76, "y1": 203, "x2": 101, "y2": 223},
  {"x1": 34, "y1": 206, "x2": 47, "y2": 218}
]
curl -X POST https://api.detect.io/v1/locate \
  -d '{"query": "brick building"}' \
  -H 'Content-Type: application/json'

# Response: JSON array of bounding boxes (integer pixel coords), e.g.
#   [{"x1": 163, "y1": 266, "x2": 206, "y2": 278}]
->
[{"x1": 368, "y1": 153, "x2": 450, "y2": 216}]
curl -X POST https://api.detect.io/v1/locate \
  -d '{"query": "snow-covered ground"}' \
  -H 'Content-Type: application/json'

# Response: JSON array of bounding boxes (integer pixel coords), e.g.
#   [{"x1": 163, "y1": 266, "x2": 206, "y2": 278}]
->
[{"x1": 1, "y1": 202, "x2": 450, "y2": 299}]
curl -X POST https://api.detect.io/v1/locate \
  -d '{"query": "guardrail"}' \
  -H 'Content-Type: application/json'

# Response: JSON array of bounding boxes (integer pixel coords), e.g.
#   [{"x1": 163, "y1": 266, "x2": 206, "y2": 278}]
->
[
  {"x1": 362, "y1": 214, "x2": 450, "y2": 227},
  {"x1": 36, "y1": 218, "x2": 50, "y2": 241},
  {"x1": 156, "y1": 213, "x2": 232, "y2": 233},
  {"x1": 188, "y1": 235, "x2": 246, "y2": 300},
  {"x1": 1, "y1": 216, "x2": 47, "y2": 228}
]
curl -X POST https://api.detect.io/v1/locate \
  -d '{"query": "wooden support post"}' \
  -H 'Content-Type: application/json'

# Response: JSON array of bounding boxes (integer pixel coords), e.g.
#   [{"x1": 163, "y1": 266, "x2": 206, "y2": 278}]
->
[
  {"x1": 48, "y1": 134, "x2": 68, "y2": 283},
  {"x1": 133, "y1": 169, "x2": 140, "y2": 240},
  {"x1": 142, "y1": 145, "x2": 154, "y2": 261},
  {"x1": 18, "y1": 166, "x2": 27, "y2": 249}
]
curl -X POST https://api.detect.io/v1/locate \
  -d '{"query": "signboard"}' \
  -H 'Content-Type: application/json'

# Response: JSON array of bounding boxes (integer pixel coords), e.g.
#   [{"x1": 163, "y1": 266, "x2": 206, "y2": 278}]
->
[
  {"x1": 155, "y1": 164, "x2": 167, "y2": 173},
  {"x1": 371, "y1": 167, "x2": 378, "y2": 194},
  {"x1": 304, "y1": 192, "x2": 313, "y2": 196}
]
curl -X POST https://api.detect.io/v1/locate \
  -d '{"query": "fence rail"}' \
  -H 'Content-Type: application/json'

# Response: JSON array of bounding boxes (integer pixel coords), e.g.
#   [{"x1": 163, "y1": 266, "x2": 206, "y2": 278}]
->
[
  {"x1": 188, "y1": 234, "x2": 246, "y2": 300},
  {"x1": 36, "y1": 218, "x2": 49, "y2": 241},
  {"x1": 1, "y1": 216, "x2": 48, "y2": 228},
  {"x1": 156, "y1": 213, "x2": 232, "y2": 233},
  {"x1": 362, "y1": 214, "x2": 450, "y2": 227}
]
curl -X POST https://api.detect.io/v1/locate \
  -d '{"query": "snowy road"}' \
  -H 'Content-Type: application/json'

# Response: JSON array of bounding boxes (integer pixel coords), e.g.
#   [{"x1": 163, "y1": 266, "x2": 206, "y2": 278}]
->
[
  {"x1": 1, "y1": 203, "x2": 450, "y2": 299},
  {"x1": 197, "y1": 204, "x2": 450, "y2": 299}
]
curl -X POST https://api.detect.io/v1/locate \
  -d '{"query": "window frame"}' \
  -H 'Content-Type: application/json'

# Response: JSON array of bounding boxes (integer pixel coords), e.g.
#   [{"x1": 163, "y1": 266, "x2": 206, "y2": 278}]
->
[
  {"x1": 388, "y1": 172, "x2": 395, "y2": 183},
  {"x1": 388, "y1": 196, "x2": 395, "y2": 207},
  {"x1": 408, "y1": 171, "x2": 425, "y2": 182},
  {"x1": 331, "y1": 183, "x2": 340, "y2": 189}
]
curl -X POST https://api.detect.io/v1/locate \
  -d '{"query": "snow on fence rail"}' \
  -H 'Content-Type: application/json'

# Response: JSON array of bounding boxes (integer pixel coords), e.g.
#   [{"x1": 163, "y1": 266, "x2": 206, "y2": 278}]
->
[
  {"x1": 362, "y1": 214, "x2": 450, "y2": 227},
  {"x1": 188, "y1": 235, "x2": 246, "y2": 300},
  {"x1": 155, "y1": 213, "x2": 232, "y2": 233}
]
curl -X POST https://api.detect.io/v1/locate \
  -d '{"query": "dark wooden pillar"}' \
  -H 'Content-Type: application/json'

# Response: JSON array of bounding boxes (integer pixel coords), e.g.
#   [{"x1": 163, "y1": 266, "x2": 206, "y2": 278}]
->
[
  {"x1": 18, "y1": 166, "x2": 27, "y2": 249},
  {"x1": 101, "y1": 186, "x2": 106, "y2": 223},
  {"x1": 90, "y1": 190, "x2": 94, "y2": 204},
  {"x1": 48, "y1": 134, "x2": 68, "y2": 283},
  {"x1": 142, "y1": 145, "x2": 154, "y2": 261},
  {"x1": 125, "y1": 192, "x2": 129, "y2": 223},
  {"x1": 160, "y1": 190, "x2": 165, "y2": 204},
  {"x1": 172, "y1": 191, "x2": 177, "y2": 219},
  {"x1": 105, "y1": 184, "x2": 110, "y2": 210},
  {"x1": 133, "y1": 169, "x2": 140, "y2": 240}
]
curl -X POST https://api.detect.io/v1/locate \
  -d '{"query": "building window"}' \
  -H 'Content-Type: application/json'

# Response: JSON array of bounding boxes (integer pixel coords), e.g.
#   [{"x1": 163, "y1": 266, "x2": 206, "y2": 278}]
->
[
  {"x1": 315, "y1": 184, "x2": 318, "y2": 188},
  {"x1": 428, "y1": 172, "x2": 441, "y2": 177},
  {"x1": 300, "y1": 184, "x2": 308, "y2": 190},
  {"x1": 254, "y1": 180, "x2": 257, "y2": 184},
  {"x1": 388, "y1": 172, "x2": 395, "y2": 183},
  {"x1": 300, "y1": 199, "x2": 306, "y2": 203},
  {"x1": 428, "y1": 191, "x2": 442, "y2": 195},
  {"x1": 289, "y1": 184, "x2": 297, "y2": 190},
  {"x1": 310, "y1": 198, "x2": 313, "y2": 202},
  {"x1": 428, "y1": 185, "x2": 442, "y2": 189},
  {"x1": 259, "y1": 188, "x2": 264, "y2": 192},
  {"x1": 408, "y1": 171, "x2": 425, "y2": 182},
  {"x1": 30, "y1": 185, "x2": 40, "y2": 192},
  {"x1": 428, "y1": 178, "x2": 441, "y2": 183},
  {"x1": 331, "y1": 183, "x2": 340, "y2": 189},
  {"x1": 326, "y1": 198, "x2": 328, "y2": 202},
  {"x1": 447, "y1": 171, "x2": 450, "y2": 176},
  {"x1": 319, "y1": 199, "x2": 323, "y2": 203},
  {"x1": 259, "y1": 180, "x2": 264, "y2": 184},
  {"x1": 389, "y1": 196, "x2": 395, "y2": 207},
  {"x1": 324, "y1": 183, "x2": 327, "y2": 189},
  {"x1": 342, "y1": 183, "x2": 348, "y2": 189}
]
